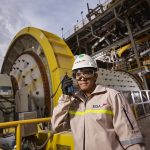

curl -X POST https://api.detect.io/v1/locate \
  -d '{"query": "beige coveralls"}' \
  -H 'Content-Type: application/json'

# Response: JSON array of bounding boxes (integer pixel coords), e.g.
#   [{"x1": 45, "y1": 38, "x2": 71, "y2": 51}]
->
[{"x1": 51, "y1": 85, "x2": 144, "y2": 150}]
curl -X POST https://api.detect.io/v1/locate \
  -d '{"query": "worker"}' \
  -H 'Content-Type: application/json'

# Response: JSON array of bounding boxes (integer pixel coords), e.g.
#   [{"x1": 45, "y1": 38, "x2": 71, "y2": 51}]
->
[{"x1": 51, "y1": 54, "x2": 145, "y2": 150}]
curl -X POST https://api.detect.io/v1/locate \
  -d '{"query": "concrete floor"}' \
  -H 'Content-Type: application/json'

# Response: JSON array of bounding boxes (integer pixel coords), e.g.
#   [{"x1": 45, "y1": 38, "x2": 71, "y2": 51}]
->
[{"x1": 138, "y1": 115, "x2": 150, "y2": 150}]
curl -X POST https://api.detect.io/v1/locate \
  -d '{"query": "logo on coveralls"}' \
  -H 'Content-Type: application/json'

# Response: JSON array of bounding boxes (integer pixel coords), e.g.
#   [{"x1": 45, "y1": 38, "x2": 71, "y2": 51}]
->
[{"x1": 93, "y1": 103, "x2": 107, "y2": 108}]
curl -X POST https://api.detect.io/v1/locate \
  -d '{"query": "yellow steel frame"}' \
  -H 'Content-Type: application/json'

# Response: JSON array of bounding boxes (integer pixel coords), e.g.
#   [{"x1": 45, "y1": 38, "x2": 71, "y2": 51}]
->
[
  {"x1": 52, "y1": 132, "x2": 74, "y2": 150},
  {"x1": 0, "y1": 118, "x2": 74, "y2": 150},
  {"x1": 2, "y1": 27, "x2": 75, "y2": 106},
  {"x1": 0, "y1": 118, "x2": 50, "y2": 150}
]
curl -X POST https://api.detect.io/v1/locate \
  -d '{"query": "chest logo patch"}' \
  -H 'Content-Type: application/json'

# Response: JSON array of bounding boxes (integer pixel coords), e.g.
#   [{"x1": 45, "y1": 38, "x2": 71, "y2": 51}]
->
[{"x1": 93, "y1": 103, "x2": 107, "y2": 108}]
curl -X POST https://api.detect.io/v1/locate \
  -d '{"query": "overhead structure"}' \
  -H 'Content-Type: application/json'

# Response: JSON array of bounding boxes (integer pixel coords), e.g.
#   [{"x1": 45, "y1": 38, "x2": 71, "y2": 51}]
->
[
  {"x1": 1, "y1": 27, "x2": 74, "y2": 116},
  {"x1": 65, "y1": 0, "x2": 150, "y2": 89}
]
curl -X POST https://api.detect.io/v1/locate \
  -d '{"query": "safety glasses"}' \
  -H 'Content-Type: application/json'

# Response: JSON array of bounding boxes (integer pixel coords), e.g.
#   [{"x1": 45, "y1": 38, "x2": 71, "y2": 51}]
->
[{"x1": 73, "y1": 69, "x2": 95, "y2": 81}]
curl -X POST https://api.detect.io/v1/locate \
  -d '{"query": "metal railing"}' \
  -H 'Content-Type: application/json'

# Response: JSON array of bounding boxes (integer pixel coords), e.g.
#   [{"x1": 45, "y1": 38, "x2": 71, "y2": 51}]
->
[
  {"x1": 122, "y1": 90, "x2": 150, "y2": 119},
  {"x1": 132, "y1": 90, "x2": 150, "y2": 118},
  {"x1": 0, "y1": 117, "x2": 51, "y2": 150},
  {"x1": 63, "y1": 0, "x2": 116, "y2": 39}
]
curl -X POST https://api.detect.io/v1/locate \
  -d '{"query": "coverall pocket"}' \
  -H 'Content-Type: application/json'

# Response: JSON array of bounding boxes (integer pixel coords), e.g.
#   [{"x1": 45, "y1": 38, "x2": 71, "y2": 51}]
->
[{"x1": 95, "y1": 105, "x2": 113, "y2": 128}]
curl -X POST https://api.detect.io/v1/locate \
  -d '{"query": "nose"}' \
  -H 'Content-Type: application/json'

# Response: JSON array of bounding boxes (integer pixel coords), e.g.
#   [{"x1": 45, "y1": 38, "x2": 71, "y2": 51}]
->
[{"x1": 80, "y1": 76, "x2": 87, "y2": 81}]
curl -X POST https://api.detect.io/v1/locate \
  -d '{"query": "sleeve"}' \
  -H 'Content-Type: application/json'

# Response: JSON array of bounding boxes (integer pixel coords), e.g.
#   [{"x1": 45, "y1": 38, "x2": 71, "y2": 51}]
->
[
  {"x1": 51, "y1": 95, "x2": 72, "y2": 133},
  {"x1": 111, "y1": 92, "x2": 144, "y2": 149},
  {"x1": 126, "y1": 144, "x2": 145, "y2": 150}
]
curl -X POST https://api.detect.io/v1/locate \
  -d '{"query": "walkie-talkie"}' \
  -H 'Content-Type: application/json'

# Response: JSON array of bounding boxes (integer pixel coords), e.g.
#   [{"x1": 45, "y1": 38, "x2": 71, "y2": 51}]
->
[{"x1": 63, "y1": 74, "x2": 75, "y2": 95}]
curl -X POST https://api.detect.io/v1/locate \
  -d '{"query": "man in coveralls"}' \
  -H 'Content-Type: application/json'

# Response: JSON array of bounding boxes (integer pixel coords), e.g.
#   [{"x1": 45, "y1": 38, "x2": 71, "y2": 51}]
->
[{"x1": 51, "y1": 54, "x2": 145, "y2": 150}]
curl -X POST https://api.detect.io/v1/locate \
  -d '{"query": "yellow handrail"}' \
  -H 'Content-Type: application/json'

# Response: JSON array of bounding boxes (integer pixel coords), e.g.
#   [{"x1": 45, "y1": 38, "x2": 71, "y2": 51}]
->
[{"x1": 0, "y1": 117, "x2": 51, "y2": 150}]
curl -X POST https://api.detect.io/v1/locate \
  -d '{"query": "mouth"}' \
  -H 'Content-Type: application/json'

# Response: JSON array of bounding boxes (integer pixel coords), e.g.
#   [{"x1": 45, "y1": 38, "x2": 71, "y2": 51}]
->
[{"x1": 79, "y1": 82, "x2": 88, "y2": 86}]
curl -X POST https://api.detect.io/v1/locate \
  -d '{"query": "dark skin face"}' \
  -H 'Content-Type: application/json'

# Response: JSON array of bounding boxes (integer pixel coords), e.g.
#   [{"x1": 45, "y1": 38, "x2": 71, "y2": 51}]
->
[{"x1": 77, "y1": 73, "x2": 98, "y2": 97}]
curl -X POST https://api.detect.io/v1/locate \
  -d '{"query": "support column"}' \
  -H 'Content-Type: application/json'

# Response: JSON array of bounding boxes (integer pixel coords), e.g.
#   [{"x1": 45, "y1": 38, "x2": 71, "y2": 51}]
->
[
  {"x1": 16, "y1": 124, "x2": 22, "y2": 150},
  {"x1": 76, "y1": 34, "x2": 81, "y2": 54},
  {"x1": 0, "y1": 110, "x2": 3, "y2": 136},
  {"x1": 85, "y1": 44, "x2": 88, "y2": 55},
  {"x1": 125, "y1": 18, "x2": 141, "y2": 68},
  {"x1": 142, "y1": 74, "x2": 149, "y2": 90},
  {"x1": 125, "y1": 18, "x2": 148, "y2": 89}
]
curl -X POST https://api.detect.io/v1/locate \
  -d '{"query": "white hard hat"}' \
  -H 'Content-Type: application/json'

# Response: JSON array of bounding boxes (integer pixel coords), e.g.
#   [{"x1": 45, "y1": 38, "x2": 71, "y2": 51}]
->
[{"x1": 72, "y1": 54, "x2": 97, "y2": 70}]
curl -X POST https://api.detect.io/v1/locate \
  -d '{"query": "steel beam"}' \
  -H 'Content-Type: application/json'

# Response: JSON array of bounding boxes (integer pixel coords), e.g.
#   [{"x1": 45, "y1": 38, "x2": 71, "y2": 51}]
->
[
  {"x1": 125, "y1": 18, "x2": 141, "y2": 68},
  {"x1": 92, "y1": 24, "x2": 150, "y2": 59},
  {"x1": 66, "y1": 0, "x2": 124, "y2": 40}
]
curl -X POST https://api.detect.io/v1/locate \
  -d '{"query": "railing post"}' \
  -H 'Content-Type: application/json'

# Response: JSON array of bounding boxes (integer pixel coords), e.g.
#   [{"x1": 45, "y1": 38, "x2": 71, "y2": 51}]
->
[{"x1": 16, "y1": 124, "x2": 22, "y2": 150}]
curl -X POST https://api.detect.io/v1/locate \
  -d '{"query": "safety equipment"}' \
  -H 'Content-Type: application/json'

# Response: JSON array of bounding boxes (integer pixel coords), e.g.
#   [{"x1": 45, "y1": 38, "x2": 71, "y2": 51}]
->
[
  {"x1": 61, "y1": 75, "x2": 74, "y2": 95},
  {"x1": 72, "y1": 69, "x2": 95, "y2": 81},
  {"x1": 72, "y1": 54, "x2": 97, "y2": 70},
  {"x1": 52, "y1": 85, "x2": 144, "y2": 150}
]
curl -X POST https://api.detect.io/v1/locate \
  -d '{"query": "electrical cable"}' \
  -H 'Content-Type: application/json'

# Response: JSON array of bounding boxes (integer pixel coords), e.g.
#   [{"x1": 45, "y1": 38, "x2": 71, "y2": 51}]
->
[
  {"x1": 50, "y1": 74, "x2": 70, "y2": 98},
  {"x1": 50, "y1": 79, "x2": 63, "y2": 99}
]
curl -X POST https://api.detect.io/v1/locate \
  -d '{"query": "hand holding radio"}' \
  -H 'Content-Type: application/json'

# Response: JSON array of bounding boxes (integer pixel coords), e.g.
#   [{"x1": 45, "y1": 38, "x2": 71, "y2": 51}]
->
[{"x1": 61, "y1": 75, "x2": 74, "y2": 95}]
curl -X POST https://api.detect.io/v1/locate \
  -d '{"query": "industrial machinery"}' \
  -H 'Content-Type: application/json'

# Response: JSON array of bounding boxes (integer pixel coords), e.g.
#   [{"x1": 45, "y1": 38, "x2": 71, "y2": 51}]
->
[
  {"x1": 0, "y1": 27, "x2": 75, "y2": 150},
  {"x1": 0, "y1": 27, "x2": 150, "y2": 150},
  {"x1": 0, "y1": 0, "x2": 150, "y2": 149}
]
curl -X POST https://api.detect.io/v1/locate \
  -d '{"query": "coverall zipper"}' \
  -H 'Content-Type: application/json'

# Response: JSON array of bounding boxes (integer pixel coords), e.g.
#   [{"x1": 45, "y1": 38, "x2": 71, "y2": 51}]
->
[{"x1": 83, "y1": 100, "x2": 87, "y2": 150}]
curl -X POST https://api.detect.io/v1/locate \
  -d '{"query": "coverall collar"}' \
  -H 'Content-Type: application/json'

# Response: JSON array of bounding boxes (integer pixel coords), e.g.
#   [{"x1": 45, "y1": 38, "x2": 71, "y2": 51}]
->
[
  {"x1": 75, "y1": 85, "x2": 106, "y2": 102},
  {"x1": 91, "y1": 85, "x2": 106, "y2": 95}
]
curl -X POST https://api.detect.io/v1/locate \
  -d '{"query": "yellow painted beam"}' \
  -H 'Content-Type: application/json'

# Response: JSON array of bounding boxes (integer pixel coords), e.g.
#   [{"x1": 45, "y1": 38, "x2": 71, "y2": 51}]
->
[
  {"x1": 16, "y1": 124, "x2": 22, "y2": 150},
  {"x1": 117, "y1": 35, "x2": 150, "y2": 57},
  {"x1": 0, "y1": 118, "x2": 51, "y2": 150},
  {"x1": 0, "y1": 117, "x2": 50, "y2": 128}
]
